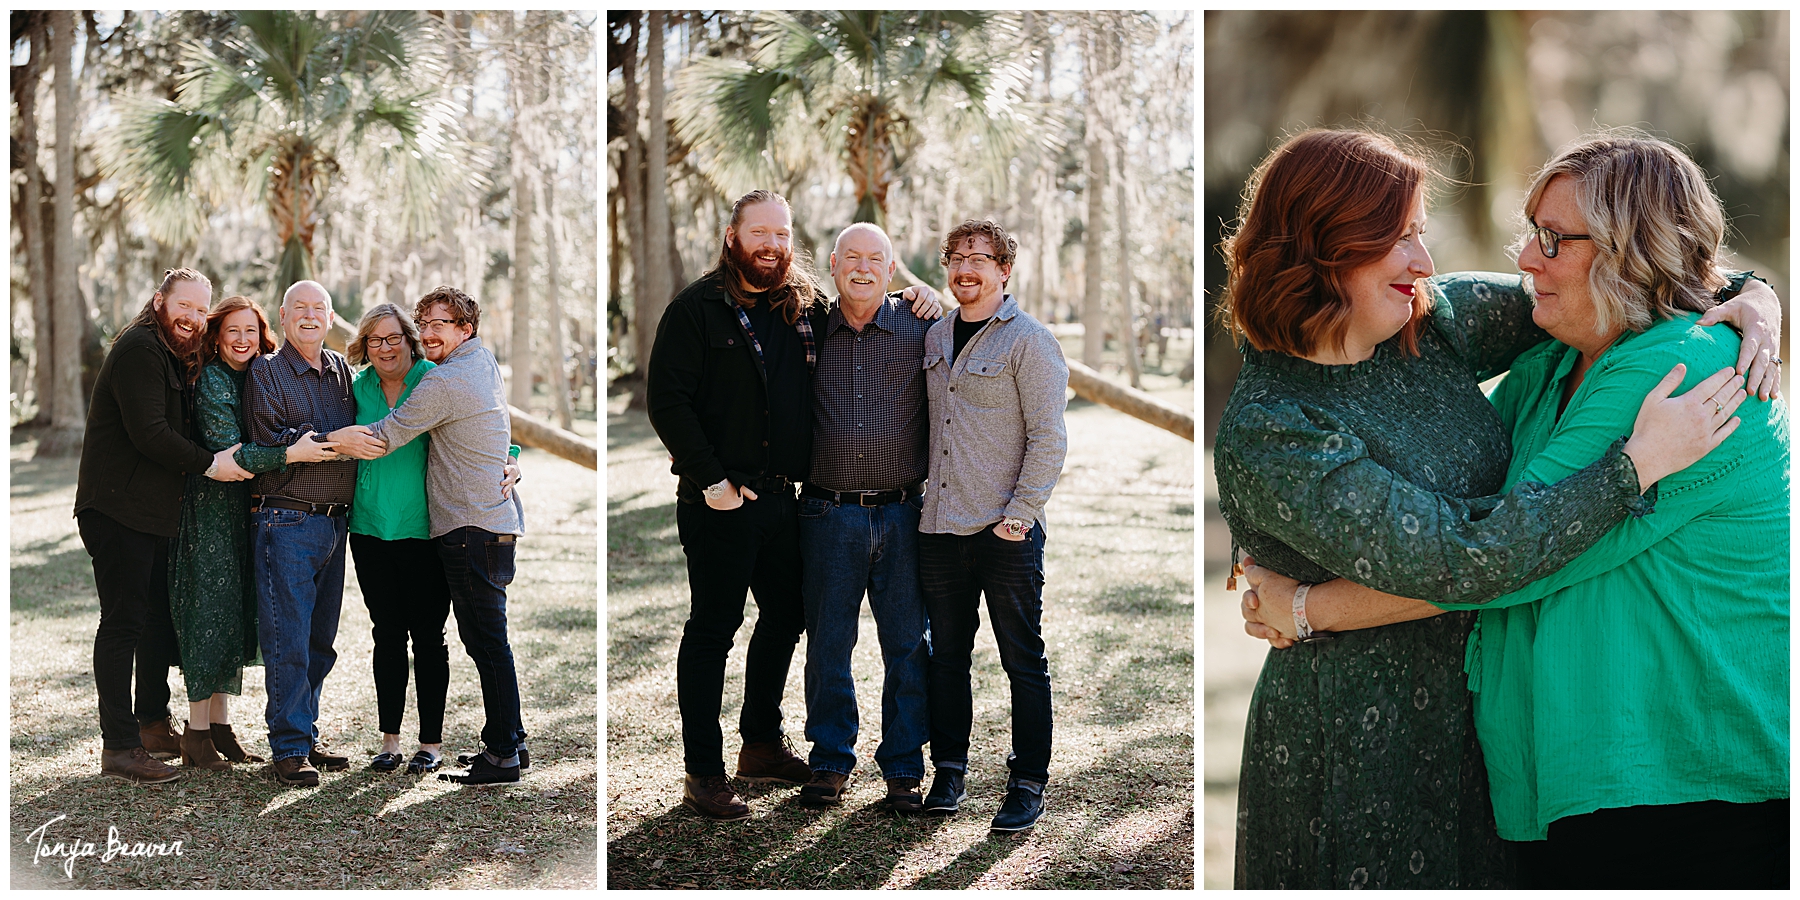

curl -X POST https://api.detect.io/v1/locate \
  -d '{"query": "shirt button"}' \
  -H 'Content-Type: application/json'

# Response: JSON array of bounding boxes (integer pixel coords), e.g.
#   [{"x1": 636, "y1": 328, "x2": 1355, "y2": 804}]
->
[
  {"x1": 855, "y1": 394, "x2": 862, "y2": 399},
  {"x1": 855, "y1": 365, "x2": 862, "y2": 371},
  {"x1": 762, "y1": 440, "x2": 768, "y2": 446},
  {"x1": 949, "y1": 386, "x2": 955, "y2": 392},
  {"x1": 940, "y1": 482, "x2": 946, "y2": 488}
]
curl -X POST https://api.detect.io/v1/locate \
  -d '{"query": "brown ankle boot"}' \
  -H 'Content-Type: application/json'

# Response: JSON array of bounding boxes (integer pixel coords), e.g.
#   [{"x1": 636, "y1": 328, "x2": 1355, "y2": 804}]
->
[
  {"x1": 209, "y1": 724, "x2": 266, "y2": 763},
  {"x1": 735, "y1": 738, "x2": 813, "y2": 784},
  {"x1": 139, "y1": 718, "x2": 182, "y2": 758},
  {"x1": 180, "y1": 721, "x2": 231, "y2": 770},
  {"x1": 101, "y1": 746, "x2": 181, "y2": 784}
]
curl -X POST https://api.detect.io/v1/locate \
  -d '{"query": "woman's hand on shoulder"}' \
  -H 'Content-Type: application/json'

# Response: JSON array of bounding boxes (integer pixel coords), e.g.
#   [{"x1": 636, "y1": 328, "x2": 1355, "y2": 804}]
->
[
  {"x1": 1622, "y1": 363, "x2": 1746, "y2": 491},
  {"x1": 1698, "y1": 277, "x2": 1783, "y2": 400}
]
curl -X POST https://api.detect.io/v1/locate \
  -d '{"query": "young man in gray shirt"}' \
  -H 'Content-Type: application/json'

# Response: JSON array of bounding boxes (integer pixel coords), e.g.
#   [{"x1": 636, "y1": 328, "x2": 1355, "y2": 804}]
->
[{"x1": 917, "y1": 219, "x2": 1068, "y2": 832}]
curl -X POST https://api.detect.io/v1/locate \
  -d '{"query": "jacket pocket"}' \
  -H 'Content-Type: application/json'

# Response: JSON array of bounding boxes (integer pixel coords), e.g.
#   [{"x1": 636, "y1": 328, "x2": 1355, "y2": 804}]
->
[{"x1": 960, "y1": 356, "x2": 1013, "y2": 408}]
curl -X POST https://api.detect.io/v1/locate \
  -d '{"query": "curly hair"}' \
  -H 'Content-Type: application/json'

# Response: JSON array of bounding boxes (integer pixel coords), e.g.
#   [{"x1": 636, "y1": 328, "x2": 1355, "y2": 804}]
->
[
  {"x1": 939, "y1": 219, "x2": 1018, "y2": 270},
  {"x1": 1514, "y1": 128, "x2": 1728, "y2": 337},
  {"x1": 1220, "y1": 129, "x2": 1437, "y2": 358},
  {"x1": 347, "y1": 302, "x2": 424, "y2": 367},
  {"x1": 413, "y1": 285, "x2": 481, "y2": 336},
  {"x1": 201, "y1": 295, "x2": 277, "y2": 366}
]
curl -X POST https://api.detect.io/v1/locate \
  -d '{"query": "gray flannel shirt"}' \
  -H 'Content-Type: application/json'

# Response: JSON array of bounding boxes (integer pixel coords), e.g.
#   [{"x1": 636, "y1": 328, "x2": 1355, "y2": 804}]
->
[
  {"x1": 919, "y1": 294, "x2": 1068, "y2": 535},
  {"x1": 365, "y1": 336, "x2": 522, "y2": 538}
]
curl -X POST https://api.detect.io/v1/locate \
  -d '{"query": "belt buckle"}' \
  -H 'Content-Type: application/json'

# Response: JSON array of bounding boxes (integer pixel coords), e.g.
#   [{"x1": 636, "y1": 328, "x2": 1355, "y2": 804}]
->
[{"x1": 858, "y1": 492, "x2": 879, "y2": 508}]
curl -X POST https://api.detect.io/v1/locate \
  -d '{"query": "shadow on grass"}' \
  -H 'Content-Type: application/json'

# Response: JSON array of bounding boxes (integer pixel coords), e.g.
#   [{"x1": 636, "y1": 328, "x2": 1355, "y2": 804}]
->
[{"x1": 11, "y1": 537, "x2": 99, "y2": 621}]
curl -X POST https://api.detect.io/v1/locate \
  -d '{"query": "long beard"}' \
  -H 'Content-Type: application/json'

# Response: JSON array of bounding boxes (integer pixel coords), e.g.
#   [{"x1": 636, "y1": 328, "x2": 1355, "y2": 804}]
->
[
  {"x1": 159, "y1": 308, "x2": 204, "y2": 357},
  {"x1": 731, "y1": 239, "x2": 791, "y2": 292}
]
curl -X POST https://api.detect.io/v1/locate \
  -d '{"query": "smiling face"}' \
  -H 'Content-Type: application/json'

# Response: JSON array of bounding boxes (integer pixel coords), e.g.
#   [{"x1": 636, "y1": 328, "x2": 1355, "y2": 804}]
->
[
  {"x1": 279, "y1": 283, "x2": 332, "y2": 354},
  {"x1": 417, "y1": 301, "x2": 473, "y2": 363},
  {"x1": 1341, "y1": 189, "x2": 1433, "y2": 355},
  {"x1": 830, "y1": 226, "x2": 896, "y2": 307},
  {"x1": 365, "y1": 314, "x2": 412, "y2": 380},
  {"x1": 1518, "y1": 173, "x2": 1613, "y2": 355},
  {"x1": 946, "y1": 235, "x2": 1011, "y2": 309},
  {"x1": 155, "y1": 280, "x2": 211, "y2": 355},
  {"x1": 215, "y1": 308, "x2": 263, "y2": 370},
  {"x1": 726, "y1": 201, "x2": 794, "y2": 292}
]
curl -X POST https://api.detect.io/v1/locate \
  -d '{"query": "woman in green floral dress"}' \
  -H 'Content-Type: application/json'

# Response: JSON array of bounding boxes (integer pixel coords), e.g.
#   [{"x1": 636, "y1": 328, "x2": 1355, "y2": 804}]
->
[
  {"x1": 1211, "y1": 129, "x2": 1774, "y2": 888},
  {"x1": 168, "y1": 295, "x2": 338, "y2": 769}
]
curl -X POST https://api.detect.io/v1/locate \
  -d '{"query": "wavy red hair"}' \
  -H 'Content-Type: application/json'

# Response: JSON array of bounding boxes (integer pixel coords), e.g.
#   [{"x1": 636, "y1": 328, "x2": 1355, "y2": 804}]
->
[{"x1": 1221, "y1": 129, "x2": 1435, "y2": 357}]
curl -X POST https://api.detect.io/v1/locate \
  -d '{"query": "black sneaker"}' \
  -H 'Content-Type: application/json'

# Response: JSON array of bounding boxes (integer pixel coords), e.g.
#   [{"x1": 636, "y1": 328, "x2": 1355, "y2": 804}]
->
[
  {"x1": 922, "y1": 768, "x2": 967, "y2": 815},
  {"x1": 989, "y1": 778, "x2": 1045, "y2": 832},
  {"x1": 438, "y1": 752, "x2": 521, "y2": 786},
  {"x1": 457, "y1": 747, "x2": 529, "y2": 771}
]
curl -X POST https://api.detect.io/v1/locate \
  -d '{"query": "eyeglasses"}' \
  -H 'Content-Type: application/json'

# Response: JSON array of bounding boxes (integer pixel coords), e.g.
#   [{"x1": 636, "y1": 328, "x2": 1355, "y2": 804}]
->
[
  {"x1": 364, "y1": 334, "x2": 407, "y2": 349},
  {"x1": 1528, "y1": 217, "x2": 1593, "y2": 259},
  {"x1": 944, "y1": 252, "x2": 999, "y2": 268},
  {"x1": 417, "y1": 317, "x2": 460, "y2": 333}
]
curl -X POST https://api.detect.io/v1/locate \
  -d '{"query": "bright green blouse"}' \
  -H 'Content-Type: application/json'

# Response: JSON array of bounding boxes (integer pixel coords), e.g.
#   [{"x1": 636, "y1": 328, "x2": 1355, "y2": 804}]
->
[
  {"x1": 349, "y1": 359, "x2": 435, "y2": 540},
  {"x1": 1439, "y1": 312, "x2": 1791, "y2": 840}
]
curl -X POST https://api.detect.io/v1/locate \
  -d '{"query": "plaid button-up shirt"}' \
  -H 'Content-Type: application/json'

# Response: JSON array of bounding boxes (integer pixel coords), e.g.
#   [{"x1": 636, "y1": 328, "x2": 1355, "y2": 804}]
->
[
  {"x1": 807, "y1": 294, "x2": 933, "y2": 492},
  {"x1": 245, "y1": 341, "x2": 358, "y2": 505}
]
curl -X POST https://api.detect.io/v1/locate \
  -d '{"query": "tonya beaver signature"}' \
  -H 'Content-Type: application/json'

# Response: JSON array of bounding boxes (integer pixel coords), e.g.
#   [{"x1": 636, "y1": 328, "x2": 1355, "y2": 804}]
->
[{"x1": 25, "y1": 815, "x2": 184, "y2": 878}]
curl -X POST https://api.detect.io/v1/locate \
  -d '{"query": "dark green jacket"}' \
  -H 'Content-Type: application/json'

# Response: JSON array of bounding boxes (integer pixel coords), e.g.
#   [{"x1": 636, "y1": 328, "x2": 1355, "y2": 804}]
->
[
  {"x1": 73, "y1": 323, "x2": 213, "y2": 537},
  {"x1": 646, "y1": 273, "x2": 813, "y2": 504}
]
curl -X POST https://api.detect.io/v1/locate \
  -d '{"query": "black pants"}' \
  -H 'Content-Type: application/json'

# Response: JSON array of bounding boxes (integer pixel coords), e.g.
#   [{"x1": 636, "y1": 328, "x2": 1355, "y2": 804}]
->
[
  {"x1": 79, "y1": 509, "x2": 177, "y2": 750},
  {"x1": 1514, "y1": 798, "x2": 1789, "y2": 889},
  {"x1": 349, "y1": 534, "x2": 452, "y2": 744},
  {"x1": 673, "y1": 491, "x2": 805, "y2": 776}
]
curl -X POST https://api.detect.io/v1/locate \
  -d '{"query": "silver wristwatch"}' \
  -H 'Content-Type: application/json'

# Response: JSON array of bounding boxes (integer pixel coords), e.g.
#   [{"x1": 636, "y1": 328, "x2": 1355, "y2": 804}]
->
[
  {"x1": 703, "y1": 479, "x2": 731, "y2": 501},
  {"x1": 1002, "y1": 516, "x2": 1031, "y2": 537}
]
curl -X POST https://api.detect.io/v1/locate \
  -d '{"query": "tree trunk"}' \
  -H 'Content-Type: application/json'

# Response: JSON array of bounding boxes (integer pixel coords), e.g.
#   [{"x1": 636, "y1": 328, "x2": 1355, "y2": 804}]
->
[
  {"x1": 638, "y1": 12, "x2": 673, "y2": 380},
  {"x1": 509, "y1": 12, "x2": 536, "y2": 412},
  {"x1": 20, "y1": 14, "x2": 52, "y2": 426},
  {"x1": 50, "y1": 10, "x2": 86, "y2": 440},
  {"x1": 544, "y1": 164, "x2": 574, "y2": 431},
  {"x1": 1108, "y1": 135, "x2": 1137, "y2": 388},
  {"x1": 1081, "y1": 34, "x2": 1108, "y2": 369},
  {"x1": 620, "y1": 14, "x2": 650, "y2": 384}
]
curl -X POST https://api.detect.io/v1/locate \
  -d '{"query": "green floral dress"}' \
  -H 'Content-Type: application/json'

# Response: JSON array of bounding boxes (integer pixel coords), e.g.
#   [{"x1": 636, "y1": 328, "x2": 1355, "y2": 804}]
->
[
  {"x1": 1213, "y1": 273, "x2": 1652, "y2": 889},
  {"x1": 168, "y1": 359, "x2": 289, "y2": 700}
]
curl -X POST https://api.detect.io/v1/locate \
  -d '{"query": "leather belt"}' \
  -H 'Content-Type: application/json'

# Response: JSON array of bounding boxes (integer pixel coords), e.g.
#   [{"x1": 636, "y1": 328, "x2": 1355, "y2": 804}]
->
[
  {"x1": 801, "y1": 482, "x2": 922, "y2": 507},
  {"x1": 251, "y1": 495, "x2": 350, "y2": 518},
  {"x1": 745, "y1": 475, "x2": 797, "y2": 496}
]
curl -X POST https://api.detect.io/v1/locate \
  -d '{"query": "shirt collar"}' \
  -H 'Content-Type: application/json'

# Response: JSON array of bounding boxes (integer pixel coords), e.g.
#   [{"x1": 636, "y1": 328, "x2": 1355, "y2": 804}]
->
[
  {"x1": 276, "y1": 340, "x2": 340, "y2": 376},
  {"x1": 826, "y1": 294, "x2": 898, "y2": 337}
]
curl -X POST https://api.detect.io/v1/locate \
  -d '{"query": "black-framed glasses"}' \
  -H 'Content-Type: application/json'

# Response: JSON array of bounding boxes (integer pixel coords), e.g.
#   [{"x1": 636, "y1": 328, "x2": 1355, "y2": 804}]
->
[
  {"x1": 944, "y1": 252, "x2": 999, "y2": 268},
  {"x1": 364, "y1": 334, "x2": 407, "y2": 348},
  {"x1": 417, "y1": 317, "x2": 459, "y2": 333},
  {"x1": 1528, "y1": 217, "x2": 1592, "y2": 259}
]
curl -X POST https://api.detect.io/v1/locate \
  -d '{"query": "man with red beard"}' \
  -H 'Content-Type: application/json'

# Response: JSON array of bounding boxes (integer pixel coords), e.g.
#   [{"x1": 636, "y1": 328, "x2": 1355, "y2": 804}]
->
[
  {"x1": 75, "y1": 267, "x2": 255, "y2": 783},
  {"x1": 648, "y1": 190, "x2": 822, "y2": 820}
]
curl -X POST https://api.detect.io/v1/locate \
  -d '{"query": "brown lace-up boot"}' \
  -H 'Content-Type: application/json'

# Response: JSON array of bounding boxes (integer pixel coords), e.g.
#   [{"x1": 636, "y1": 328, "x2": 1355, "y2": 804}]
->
[
  {"x1": 735, "y1": 738, "x2": 812, "y2": 784},
  {"x1": 100, "y1": 746, "x2": 181, "y2": 784},
  {"x1": 139, "y1": 717, "x2": 182, "y2": 758},
  {"x1": 682, "y1": 774, "x2": 751, "y2": 821}
]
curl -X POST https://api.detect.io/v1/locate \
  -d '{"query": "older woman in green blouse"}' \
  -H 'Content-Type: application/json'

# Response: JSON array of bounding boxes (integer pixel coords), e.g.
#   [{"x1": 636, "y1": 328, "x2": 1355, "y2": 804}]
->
[{"x1": 1242, "y1": 132, "x2": 1788, "y2": 888}]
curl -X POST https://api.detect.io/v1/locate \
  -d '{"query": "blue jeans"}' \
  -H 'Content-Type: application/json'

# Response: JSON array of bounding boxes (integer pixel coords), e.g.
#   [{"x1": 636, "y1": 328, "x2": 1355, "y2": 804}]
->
[
  {"x1": 919, "y1": 524, "x2": 1052, "y2": 784},
  {"x1": 799, "y1": 494, "x2": 930, "y2": 779},
  {"x1": 253, "y1": 508, "x2": 347, "y2": 762},
  {"x1": 438, "y1": 527, "x2": 525, "y2": 759}
]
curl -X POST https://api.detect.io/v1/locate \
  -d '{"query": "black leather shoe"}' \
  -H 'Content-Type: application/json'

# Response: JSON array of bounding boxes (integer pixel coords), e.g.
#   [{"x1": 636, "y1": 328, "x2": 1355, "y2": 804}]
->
[
  {"x1": 367, "y1": 751, "x2": 403, "y2": 772},
  {"x1": 438, "y1": 753, "x2": 521, "y2": 785},
  {"x1": 457, "y1": 747, "x2": 528, "y2": 771},
  {"x1": 922, "y1": 768, "x2": 967, "y2": 815},
  {"x1": 406, "y1": 750, "x2": 443, "y2": 774},
  {"x1": 989, "y1": 778, "x2": 1045, "y2": 832}
]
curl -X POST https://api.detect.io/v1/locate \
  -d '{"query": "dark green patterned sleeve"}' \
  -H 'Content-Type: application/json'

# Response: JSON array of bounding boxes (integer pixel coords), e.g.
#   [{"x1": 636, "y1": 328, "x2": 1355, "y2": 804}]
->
[
  {"x1": 1215, "y1": 400, "x2": 1651, "y2": 605},
  {"x1": 194, "y1": 365, "x2": 287, "y2": 474},
  {"x1": 1426, "y1": 272, "x2": 1550, "y2": 382}
]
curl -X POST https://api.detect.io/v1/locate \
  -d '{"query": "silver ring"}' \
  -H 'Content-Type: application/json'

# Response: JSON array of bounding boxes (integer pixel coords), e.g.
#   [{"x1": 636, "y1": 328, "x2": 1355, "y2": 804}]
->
[{"x1": 1771, "y1": 356, "x2": 1784, "y2": 365}]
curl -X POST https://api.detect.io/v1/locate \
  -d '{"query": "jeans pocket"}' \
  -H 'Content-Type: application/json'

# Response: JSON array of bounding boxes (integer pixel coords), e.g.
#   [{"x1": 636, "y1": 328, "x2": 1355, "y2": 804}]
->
[
  {"x1": 798, "y1": 497, "x2": 830, "y2": 519},
  {"x1": 257, "y1": 508, "x2": 307, "y2": 529},
  {"x1": 484, "y1": 539, "x2": 517, "y2": 587}
]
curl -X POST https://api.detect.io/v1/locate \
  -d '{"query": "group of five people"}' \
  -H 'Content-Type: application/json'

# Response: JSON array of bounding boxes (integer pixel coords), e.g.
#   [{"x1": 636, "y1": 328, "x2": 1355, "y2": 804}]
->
[{"x1": 79, "y1": 272, "x2": 530, "y2": 788}]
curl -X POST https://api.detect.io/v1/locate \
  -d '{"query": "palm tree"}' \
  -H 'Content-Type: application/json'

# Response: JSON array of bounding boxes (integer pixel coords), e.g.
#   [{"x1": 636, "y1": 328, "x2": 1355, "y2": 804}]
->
[
  {"x1": 107, "y1": 10, "x2": 463, "y2": 290},
  {"x1": 674, "y1": 10, "x2": 1036, "y2": 228}
]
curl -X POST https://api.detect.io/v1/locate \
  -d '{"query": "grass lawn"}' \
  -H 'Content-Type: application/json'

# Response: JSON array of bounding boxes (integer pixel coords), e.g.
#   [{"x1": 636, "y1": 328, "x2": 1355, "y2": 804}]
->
[
  {"x1": 605, "y1": 353, "x2": 1195, "y2": 889},
  {"x1": 10, "y1": 430, "x2": 598, "y2": 889}
]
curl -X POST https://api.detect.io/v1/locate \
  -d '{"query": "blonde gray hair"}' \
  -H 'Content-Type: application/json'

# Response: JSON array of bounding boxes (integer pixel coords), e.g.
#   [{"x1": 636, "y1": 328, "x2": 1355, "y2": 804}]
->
[
  {"x1": 1517, "y1": 128, "x2": 1729, "y2": 337},
  {"x1": 347, "y1": 302, "x2": 423, "y2": 367}
]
